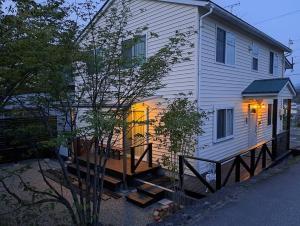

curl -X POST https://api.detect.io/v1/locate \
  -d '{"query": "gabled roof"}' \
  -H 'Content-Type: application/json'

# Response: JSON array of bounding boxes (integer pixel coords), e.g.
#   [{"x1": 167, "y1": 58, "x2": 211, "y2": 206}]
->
[
  {"x1": 78, "y1": 0, "x2": 291, "y2": 53},
  {"x1": 242, "y1": 78, "x2": 297, "y2": 97}
]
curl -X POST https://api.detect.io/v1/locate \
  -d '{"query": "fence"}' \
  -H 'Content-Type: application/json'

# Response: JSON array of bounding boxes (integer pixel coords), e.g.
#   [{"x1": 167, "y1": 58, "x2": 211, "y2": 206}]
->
[{"x1": 179, "y1": 131, "x2": 290, "y2": 195}]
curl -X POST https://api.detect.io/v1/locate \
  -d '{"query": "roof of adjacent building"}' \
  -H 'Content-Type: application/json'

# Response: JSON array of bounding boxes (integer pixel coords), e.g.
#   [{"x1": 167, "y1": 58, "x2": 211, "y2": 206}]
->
[
  {"x1": 78, "y1": 0, "x2": 292, "y2": 53},
  {"x1": 242, "y1": 78, "x2": 297, "y2": 96}
]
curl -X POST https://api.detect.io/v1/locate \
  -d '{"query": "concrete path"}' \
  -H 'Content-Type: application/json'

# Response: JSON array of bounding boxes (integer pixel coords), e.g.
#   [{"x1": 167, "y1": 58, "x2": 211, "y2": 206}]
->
[{"x1": 153, "y1": 157, "x2": 300, "y2": 226}]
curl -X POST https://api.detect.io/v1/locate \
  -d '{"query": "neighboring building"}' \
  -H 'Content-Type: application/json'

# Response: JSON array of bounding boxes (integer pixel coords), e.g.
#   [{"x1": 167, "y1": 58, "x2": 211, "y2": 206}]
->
[{"x1": 78, "y1": 0, "x2": 297, "y2": 169}]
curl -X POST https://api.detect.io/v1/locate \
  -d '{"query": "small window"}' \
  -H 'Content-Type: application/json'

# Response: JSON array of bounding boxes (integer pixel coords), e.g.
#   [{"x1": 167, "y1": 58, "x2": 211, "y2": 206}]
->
[
  {"x1": 252, "y1": 43, "x2": 259, "y2": 71},
  {"x1": 267, "y1": 104, "x2": 273, "y2": 125},
  {"x1": 122, "y1": 35, "x2": 146, "y2": 66},
  {"x1": 216, "y1": 27, "x2": 235, "y2": 65},
  {"x1": 215, "y1": 108, "x2": 234, "y2": 141},
  {"x1": 269, "y1": 52, "x2": 274, "y2": 74}
]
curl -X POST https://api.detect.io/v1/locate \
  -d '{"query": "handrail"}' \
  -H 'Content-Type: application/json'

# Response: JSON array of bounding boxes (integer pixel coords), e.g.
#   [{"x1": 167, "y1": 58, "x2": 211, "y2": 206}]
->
[{"x1": 130, "y1": 143, "x2": 152, "y2": 174}]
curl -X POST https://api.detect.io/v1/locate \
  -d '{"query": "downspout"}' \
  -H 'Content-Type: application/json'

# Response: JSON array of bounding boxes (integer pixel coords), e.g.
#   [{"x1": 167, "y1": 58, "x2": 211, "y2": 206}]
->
[{"x1": 196, "y1": 4, "x2": 214, "y2": 160}]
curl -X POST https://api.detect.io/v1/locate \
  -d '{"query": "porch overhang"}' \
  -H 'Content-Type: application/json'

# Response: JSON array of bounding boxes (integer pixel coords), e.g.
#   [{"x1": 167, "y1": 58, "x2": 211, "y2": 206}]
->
[{"x1": 242, "y1": 78, "x2": 297, "y2": 99}]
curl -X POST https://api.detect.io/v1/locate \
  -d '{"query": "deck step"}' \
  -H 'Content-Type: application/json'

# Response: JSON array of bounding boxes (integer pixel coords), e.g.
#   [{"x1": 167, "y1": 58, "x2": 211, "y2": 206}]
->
[
  {"x1": 137, "y1": 183, "x2": 164, "y2": 200},
  {"x1": 67, "y1": 163, "x2": 122, "y2": 190},
  {"x1": 126, "y1": 191, "x2": 155, "y2": 208}
]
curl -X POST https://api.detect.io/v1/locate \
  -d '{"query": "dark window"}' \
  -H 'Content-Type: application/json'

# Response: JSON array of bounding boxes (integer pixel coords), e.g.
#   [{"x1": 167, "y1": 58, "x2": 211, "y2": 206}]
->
[
  {"x1": 252, "y1": 57, "x2": 258, "y2": 71},
  {"x1": 216, "y1": 28, "x2": 226, "y2": 63},
  {"x1": 269, "y1": 52, "x2": 274, "y2": 74},
  {"x1": 122, "y1": 35, "x2": 146, "y2": 66},
  {"x1": 267, "y1": 104, "x2": 272, "y2": 125},
  {"x1": 216, "y1": 108, "x2": 234, "y2": 140}
]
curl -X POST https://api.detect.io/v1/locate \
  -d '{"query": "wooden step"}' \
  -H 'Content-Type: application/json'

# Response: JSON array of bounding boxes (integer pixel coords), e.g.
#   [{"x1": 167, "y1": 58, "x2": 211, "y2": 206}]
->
[
  {"x1": 137, "y1": 183, "x2": 164, "y2": 200},
  {"x1": 67, "y1": 164, "x2": 122, "y2": 190},
  {"x1": 126, "y1": 191, "x2": 155, "y2": 208}
]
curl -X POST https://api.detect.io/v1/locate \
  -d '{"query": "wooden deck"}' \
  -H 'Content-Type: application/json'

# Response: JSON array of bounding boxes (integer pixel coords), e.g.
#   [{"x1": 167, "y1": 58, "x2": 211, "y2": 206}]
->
[{"x1": 77, "y1": 154, "x2": 160, "y2": 178}]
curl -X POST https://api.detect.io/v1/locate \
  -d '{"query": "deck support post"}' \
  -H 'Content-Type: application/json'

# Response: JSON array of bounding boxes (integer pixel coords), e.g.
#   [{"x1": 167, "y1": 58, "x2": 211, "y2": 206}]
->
[
  {"x1": 235, "y1": 156, "x2": 241, "y2": 182},
  {"x1": 262, "y1": 144, "x2": 267, "y2": 169},
  {"x1": 130, "y1": 147, "x2": 135, "y2": 174},
  {"x1": 179, "y1": 155, "x2": 184, "y2": 190},
  {"x1": 148, "y1": 143, "x2": 152, "y2": 168},
  {"x1": 216, "y1": 162, "x2": 222, "y2": 190},
  {"x1": 122, "y1": 109, "x2": 129, "y2": 189},
  {"x1": 250, "y1": 149, "x2": 256, "y2": 176}
]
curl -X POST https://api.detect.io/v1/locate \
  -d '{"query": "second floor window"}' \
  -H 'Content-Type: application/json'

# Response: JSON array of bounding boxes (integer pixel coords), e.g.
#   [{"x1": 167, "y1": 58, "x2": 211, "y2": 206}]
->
[
  {"x1": 269, "y1": 51, "x2": 279, "y2": 75},
  {"x1": 252, "y1": 43, "x2": 259, "y2": 71},
  {"x1": 216, "y1": 27, "x2": 236, "y2": 65},
  {"x1": 122, "y1": 35, "x2": 146, "y2": 66}
]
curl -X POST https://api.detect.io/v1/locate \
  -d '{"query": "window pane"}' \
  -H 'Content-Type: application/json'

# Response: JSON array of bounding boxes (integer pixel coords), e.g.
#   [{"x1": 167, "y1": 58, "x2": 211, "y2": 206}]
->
[
  {"x1": 252, "y1": 57, "x2": 258, "y2": 70},
  {"x1": 274, "y1": 54, "x2": 279, "y2": 75},
  {"x1": 269, "y1": 52, "x2": 274, "y2": 74},
  {"x1": 133, "y1": 35, "x2": 146, "y2": 62},
  {"x1": 217, "y1": 109, "x2": 226, "y2": 139},
  {"x1": 226, "y1": 109, "x2": 233, "y2": 136},
  {"x1": 216, "y1": 28, "x2": 226, "y2": 63},
  {"x1": 122, "y1": 39, "x2": 132, "y2": 60},
  {"x1": 225, "y1": 32, "x2": 235, "y2": 65}
]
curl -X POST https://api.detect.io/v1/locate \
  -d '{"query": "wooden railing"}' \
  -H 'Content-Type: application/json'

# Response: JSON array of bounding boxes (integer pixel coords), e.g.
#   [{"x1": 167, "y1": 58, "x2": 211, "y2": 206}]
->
[
  {"x1": 179, "y1": 131, "x2": 290, "y2": 194},
  {"x1": 130, "y1": 143, "x2": 152, "y2": 174}
]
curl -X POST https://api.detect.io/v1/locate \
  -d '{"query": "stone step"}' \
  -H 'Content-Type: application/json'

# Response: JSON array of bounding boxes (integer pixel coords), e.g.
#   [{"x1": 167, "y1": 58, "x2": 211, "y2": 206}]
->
[
  {"x1": 126, "y1": 191, "x2": 156, "y2": 208},
  {"x1": 137, "y1": 183, "x2": 164, "y2": 200},
  {"x1": 67, "y1": 163, "x2": 122, "y2": 190}
]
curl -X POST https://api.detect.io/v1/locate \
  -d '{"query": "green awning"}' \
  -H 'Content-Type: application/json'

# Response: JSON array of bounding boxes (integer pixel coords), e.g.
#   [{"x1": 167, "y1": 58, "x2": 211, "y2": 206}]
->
[{"x1": 242, "y1": 78, "x2": 297, "y2": 97}]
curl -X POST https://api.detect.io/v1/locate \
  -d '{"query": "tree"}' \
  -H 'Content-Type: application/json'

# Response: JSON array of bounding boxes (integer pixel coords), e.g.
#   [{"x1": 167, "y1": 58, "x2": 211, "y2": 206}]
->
[
  {"x1": 155, "y1": 93, "x2": 207, "y2": 202},
  {"x1": 0, "y1": 0, "x2": 77, "y2": 111},
  {"x1": 0, "y1": 0, "x2": 195, "y2": 225}
]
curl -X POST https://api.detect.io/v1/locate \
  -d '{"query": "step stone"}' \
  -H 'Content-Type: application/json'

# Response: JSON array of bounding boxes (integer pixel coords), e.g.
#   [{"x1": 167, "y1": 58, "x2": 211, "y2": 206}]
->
[
  {"x1": 126, "y1": 191, "x2": 155, "y2": 208},
  {"x1": 67, "y1": 163, "x2": 122, "y2": 190},
  {"x1": 137, "y1": 183, "x2": 164, "y2": 200}
]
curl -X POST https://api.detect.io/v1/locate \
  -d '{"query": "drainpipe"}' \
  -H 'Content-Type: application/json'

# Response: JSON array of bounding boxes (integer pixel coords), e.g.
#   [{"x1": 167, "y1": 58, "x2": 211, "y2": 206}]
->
[
  {"x1": 197, "y1": 4, "x2": 214, "y2": 108},
  {"x1": 196, "y1": 4, "x2": 214, "y2": 160}
]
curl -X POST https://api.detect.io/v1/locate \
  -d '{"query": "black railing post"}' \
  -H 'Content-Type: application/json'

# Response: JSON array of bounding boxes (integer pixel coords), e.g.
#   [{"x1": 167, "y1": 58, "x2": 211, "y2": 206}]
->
[
  {"x1": 148, "y1": 143, "x2": 152, "y2": 167},
  {"x1": 235, "y1": 156, "x2": 241, "y2": 182},
  {"x1": 130, "y1": 147, "x2": 135, "y2": 174},
  {"x1": 216, "y1": 162, "x2": 222, "y2": 190},
  {"x1": 287, "y1": 99, "x2": 292, "y2": 151},
  {"x1": 262, "y1": 144, "x2": 267, "y2": 168},
  {"x1": 250, "y1": 149, "x2": 256, "y2": 176},
  {"x1": 179, "y1": 155, "x2": 184, "y2": 190}
]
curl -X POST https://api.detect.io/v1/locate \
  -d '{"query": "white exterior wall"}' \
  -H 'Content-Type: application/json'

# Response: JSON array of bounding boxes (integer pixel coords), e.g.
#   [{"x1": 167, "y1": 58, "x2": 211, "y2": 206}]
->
[
  {"x1": 81, "y1": 0, "x2": 199, "y2": 163},
  {"x1": 197, "y1": 15, "x2": 285, "y2": 161}
]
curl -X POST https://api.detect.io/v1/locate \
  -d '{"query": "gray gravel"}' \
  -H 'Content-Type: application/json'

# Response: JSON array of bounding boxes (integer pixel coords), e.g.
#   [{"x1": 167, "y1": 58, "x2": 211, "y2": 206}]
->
[{"x1": 0, "y1": 159, "x2": 160, "y2": 226}]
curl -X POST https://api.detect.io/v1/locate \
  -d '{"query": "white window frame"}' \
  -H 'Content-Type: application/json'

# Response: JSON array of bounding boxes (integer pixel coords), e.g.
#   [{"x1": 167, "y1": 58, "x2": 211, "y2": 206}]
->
[
  {"x1": 269, "y1": 51, "x2": 280, "y2": 76},
  {"x1": 215, "y1": 26, "x2": 236, "y2": 66},
  {"x1": 213, "y1": 105, "x2": 234, "y2": 143},
  {"x1": 251, "y1": 42, "x2": 259, "y2": 71}
]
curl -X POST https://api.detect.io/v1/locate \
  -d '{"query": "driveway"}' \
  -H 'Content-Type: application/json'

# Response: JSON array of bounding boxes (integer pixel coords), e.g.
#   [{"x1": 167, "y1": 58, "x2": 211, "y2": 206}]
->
[{"x1": 153, "y1": 157, "x2": 300, "y2": 226}]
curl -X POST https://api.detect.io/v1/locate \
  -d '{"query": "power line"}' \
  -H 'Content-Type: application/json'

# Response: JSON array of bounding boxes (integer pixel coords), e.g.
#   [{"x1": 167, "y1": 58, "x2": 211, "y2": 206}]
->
[{"x1": 254, "y1": 9, "x2": 300, "y2": 25}]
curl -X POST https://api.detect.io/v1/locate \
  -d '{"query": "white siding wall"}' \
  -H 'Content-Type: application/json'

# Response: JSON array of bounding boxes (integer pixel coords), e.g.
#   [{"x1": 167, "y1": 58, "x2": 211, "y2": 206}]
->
[
  {"x1": 197, "y1": 15, "x2": 285, "y2": 162},
  {"x1": 80, "y1": 0, "x2": 199, "y2": 163}
]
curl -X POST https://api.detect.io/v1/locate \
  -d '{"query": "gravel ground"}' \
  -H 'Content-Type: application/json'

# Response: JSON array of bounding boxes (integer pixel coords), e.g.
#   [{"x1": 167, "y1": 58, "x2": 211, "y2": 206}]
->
[
  {"x1": 150, "y1": 156, "x2": 300, "y2": 226},
  {"x1": 0, "y1": 159, "x2": 161, "y2": 226}
]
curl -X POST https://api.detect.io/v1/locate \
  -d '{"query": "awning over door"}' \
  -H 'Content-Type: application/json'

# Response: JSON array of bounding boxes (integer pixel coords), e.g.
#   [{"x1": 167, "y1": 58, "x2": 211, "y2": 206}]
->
[{"x1": 242, "y1": 78, "x2": 297, "y2": 98}]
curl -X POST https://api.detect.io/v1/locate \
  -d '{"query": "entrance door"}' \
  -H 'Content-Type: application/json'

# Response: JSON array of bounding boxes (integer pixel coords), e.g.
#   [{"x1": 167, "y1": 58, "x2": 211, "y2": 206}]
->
[
  {"x1": 248, "y1": 108, "x2": 258, "y2": 147},
  {"x1": 127, "y1": 110, "x2": 145, "y2": 159}
]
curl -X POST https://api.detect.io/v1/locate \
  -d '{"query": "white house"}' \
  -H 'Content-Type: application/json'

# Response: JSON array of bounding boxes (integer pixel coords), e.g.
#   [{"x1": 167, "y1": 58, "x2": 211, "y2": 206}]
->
[{"x1": 77, "y1": 0, "x2": 297, "y2": 169}]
